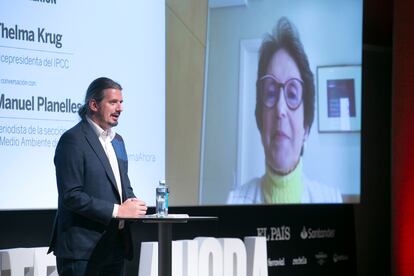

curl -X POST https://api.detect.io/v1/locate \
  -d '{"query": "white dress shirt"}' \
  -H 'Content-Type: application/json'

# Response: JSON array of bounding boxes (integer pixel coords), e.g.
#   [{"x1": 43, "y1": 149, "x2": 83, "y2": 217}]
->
[{"x1": 86, "y1": 117, "x2": 123, "y2": 219}]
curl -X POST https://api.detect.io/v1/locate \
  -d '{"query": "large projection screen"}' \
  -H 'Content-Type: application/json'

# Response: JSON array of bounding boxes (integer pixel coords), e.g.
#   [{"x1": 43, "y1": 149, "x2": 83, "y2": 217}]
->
[
  {"x1": 0, "y1": 0, "x2": 165, "y2": 210},
  {"x1": 200, "y1": 0, "x2": 362, "y2": 205}
]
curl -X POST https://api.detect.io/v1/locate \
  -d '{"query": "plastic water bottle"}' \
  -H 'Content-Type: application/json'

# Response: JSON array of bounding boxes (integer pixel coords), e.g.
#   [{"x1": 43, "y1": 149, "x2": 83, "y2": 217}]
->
[{"x1": 156, "y1": 180, "x2": 169, "y2": 217}]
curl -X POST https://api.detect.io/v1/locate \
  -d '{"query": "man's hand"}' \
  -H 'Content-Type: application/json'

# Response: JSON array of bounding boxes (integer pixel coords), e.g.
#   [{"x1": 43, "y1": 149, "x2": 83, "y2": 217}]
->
[{"x1": 117, "y1": 198, "x2": 147, "y2": 218}]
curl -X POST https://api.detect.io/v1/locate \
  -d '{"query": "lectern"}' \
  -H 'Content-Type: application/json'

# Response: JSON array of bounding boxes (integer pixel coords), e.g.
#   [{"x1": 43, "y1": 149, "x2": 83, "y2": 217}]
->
[{"x1": 138, "y1": 215, "x2": 218, "y2": 276}]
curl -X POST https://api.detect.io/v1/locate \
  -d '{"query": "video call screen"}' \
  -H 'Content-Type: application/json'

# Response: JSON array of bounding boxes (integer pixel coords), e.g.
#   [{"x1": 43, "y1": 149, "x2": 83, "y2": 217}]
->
[{"x1": 200, "y1": 0, "x2": 362, "y2": 205}]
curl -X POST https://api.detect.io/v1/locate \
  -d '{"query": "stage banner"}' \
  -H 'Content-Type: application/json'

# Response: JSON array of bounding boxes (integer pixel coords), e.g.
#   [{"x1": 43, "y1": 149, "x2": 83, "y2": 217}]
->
[{"x1": 133, "y1": 205, "x2": 357, "y2": 276}]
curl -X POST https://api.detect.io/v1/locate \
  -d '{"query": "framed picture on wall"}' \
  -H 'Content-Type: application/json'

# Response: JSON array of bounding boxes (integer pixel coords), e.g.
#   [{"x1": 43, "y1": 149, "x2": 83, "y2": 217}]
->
[{"x1": 317, "y1": 65, "x2": 362, "y2": 132}]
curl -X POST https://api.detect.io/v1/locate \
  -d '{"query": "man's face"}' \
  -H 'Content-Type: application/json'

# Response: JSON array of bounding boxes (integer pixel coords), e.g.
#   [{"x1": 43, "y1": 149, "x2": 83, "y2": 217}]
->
[
  {"x1": 90, "y1": 88, "x2": 123, "y2": 130},
  {"x1": 261, "y1": 49, "x2": 307, "y2": 174}
]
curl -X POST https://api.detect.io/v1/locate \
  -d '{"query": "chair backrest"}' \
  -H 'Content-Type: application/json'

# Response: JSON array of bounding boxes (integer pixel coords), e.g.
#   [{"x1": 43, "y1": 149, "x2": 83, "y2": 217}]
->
[{"x1": 0, "y1": 247, "x2": 57, "y2": 276}]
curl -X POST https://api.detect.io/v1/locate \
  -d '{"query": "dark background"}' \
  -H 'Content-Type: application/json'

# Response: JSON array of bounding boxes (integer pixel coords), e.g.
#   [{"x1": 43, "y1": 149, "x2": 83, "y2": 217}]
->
[{"x1": 0, "y1": 0, "x2": 392, "y2": 275}]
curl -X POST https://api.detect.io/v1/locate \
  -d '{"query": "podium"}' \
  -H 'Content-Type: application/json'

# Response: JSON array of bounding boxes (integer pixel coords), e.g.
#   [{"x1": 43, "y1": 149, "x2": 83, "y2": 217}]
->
[{"x1": 138, "y1": 215, "x2": 218, "y2": 276}]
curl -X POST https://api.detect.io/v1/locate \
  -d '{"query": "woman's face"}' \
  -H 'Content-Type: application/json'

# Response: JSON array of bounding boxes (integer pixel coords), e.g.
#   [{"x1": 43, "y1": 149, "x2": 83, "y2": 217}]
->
[{"x1": 261, "y1": 49, "x2": 307, "y2": 174}]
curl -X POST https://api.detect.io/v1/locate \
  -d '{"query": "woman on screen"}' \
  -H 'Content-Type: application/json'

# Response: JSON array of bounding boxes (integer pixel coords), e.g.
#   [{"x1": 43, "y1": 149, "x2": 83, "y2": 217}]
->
[{"x1": 227, "y1": 17, "x2": 342, "y2": 204}]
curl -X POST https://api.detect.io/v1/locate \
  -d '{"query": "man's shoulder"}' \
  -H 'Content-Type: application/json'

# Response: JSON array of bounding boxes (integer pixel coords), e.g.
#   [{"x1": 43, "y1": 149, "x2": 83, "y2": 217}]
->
[
  {"x1": 113, "y1": 133, "x2": 124, "y2": 142},
  {"x1": 58, "y1": 120, "x2": 87, "y2": 144},
  {"x1": 64, "y1": 119, "x2": 84, "y2": 133},
  {"x1": 112, "y1": 133, "x2": 128, "y2": 161}
]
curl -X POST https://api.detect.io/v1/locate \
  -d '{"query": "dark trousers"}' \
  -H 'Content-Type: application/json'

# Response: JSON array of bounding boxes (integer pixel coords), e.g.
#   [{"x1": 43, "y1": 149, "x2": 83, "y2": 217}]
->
[
  {"x1": 56, "y1": 256, "x2": 125, "y2": 276},
  {"x1": 56, "y1": 227, "x2": 126, "y2": 276}
]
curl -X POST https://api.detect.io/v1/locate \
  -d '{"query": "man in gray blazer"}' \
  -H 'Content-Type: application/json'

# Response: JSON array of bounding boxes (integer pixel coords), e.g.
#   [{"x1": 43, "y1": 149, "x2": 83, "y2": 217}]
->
[{"x1": 48, "y1": 77, "x2": 147, "y2": 275}]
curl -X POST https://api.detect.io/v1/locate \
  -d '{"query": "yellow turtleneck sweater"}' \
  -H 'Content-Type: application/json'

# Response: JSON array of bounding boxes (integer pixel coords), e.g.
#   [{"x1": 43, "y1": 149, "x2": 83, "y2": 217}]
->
[{"x1": 262, "y1": 159, "x2": 303, "y2": 204}]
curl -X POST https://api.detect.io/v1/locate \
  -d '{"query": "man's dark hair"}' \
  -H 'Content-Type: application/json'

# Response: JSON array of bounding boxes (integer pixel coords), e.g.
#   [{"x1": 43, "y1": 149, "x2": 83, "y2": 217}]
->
[
  {"x1": 78, "y1": 77, "x2": 122, "y2": 118},
  {"x1": 255, "y1": 17, "x2": 315, "y2": 134}
]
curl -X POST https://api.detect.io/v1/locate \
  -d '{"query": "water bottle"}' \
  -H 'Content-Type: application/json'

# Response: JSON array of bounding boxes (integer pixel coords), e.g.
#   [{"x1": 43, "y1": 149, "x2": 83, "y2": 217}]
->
[{"x1": 156, "y1": 180, "x2": 169, "y2": 217}]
